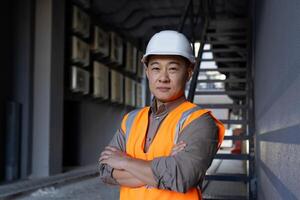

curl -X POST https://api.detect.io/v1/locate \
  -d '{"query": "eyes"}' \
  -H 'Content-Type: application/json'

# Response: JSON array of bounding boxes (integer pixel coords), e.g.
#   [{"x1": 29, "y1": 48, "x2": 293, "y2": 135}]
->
[
  {"x1": 151, "y1": 66, "x2": 160, "y2": 71},
  {"x1": 169, "y1": 67, "x2": 179, "y2": 72},
  {"x1": 150, "y1": 65, "x2": 180, "y2": 73}
]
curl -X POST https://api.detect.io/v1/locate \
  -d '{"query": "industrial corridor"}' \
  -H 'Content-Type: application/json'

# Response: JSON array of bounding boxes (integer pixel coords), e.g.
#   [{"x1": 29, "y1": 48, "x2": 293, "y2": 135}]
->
[{"x1": 0, "y1": 0, "x2": 299, "y2": 199}]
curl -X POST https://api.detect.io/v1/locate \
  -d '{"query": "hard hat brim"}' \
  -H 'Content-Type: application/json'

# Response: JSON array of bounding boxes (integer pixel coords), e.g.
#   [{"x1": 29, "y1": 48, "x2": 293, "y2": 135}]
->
[{"x1": 142, "y1": 52, "x2": 195, "y2": 64}]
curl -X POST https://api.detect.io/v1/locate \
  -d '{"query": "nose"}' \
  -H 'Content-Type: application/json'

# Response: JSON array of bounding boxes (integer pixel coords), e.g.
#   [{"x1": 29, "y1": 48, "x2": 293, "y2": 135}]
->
[{"x1": 158, "y1": 70, "x2": 170, "y2": 83}]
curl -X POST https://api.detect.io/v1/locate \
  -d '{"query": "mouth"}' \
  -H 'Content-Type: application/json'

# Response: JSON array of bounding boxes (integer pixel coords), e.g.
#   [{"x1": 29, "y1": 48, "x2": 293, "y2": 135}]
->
[{"x1": 156, "y1": 87, "x2": 171, "y2": 92}]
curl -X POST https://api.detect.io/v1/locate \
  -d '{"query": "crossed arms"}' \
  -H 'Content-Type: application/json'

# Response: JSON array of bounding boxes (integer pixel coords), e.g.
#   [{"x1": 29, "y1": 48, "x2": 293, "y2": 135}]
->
[
  {"x1": 98, "y1": 113, "x2": 219, "y2": 193},
  {"x1": 99, "y1": 141, "x2": 187, "y2": 188}
]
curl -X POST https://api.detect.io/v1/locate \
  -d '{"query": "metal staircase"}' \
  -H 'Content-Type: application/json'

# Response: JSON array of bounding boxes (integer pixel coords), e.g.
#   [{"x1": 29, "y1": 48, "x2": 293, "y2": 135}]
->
[
  {"x1": 187, "y1": 19, "x2": 255, "y2": 200},
  {"x1": 174, "y1": 0, "x2": 255, "y2": 198}
]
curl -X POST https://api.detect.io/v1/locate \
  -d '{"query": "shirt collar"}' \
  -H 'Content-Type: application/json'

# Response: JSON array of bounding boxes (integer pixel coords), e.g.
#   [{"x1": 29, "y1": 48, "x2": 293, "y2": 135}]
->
[{"x1": 150, "y1": 95, "x2": 187, "y2": 116}]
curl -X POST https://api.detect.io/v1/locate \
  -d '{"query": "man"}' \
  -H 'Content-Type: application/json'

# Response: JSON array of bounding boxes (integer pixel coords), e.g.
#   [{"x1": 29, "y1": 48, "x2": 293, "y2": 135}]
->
[{"x1": 99, "y1": 30, "x2": 225, "y2": 200}]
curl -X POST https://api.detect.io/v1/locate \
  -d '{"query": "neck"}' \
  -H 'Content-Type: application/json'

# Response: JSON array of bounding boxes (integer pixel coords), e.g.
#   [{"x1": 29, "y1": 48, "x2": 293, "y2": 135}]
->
[
  {"x1": 155, "y1": 99, "x2": 164, "y2": 110},
  {"x1": 154, "y1": 95, "x2": 185, "y2": 110}
]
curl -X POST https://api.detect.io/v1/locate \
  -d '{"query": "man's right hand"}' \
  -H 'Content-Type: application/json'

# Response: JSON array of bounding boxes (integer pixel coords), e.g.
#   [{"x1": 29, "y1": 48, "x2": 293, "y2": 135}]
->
[{"x1": 171, "y1": 141, "x2": 187, "y2": 156}]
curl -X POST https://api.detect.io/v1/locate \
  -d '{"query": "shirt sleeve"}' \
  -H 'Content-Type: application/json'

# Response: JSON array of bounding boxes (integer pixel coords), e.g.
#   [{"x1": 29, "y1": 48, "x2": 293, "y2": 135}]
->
[
  {"x1": 151, "y1": 113, "x2": 219, "y2": 193},
  {"x1": 98, "y1": 128, "x2": 126, "y2": 185}
]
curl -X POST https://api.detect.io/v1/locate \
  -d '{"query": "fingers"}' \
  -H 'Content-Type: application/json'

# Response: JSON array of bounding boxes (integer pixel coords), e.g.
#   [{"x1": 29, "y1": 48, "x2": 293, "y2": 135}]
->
[
  {"x1": 99, "y1": 150, "x2": 111, "y2": 161},
  {"x1": 105, "y1": 146, "x2": 119, "y2": 152},
  {"x1": 99, "y1": 150, "x2": 112, "y2": 160},
  {"x1": 98, "y1": 154, "x2": 109, "y2": 162},
  {"x1": 101, "y1": 150, "x2": 114, "y2": 156},
  {"x1": 98, "y1": 146, "x2": 118, "y2": 162},
  {"x1": 171, "y1": 141, "x2": 187, "y2": 156},
  {"x1": 99, "y1": 158, "x2": 109, "y2": 165},
  {"x1": 98, "y1": 146, "x2": 123, "y2": 163},
  {"x1": 173, "y1": 141, "x2": 186, "y2": 151}
]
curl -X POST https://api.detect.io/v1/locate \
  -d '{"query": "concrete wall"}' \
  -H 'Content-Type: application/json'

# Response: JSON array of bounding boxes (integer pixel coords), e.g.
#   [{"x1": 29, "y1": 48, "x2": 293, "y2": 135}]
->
[
  {"x1": 0, "y1": 0, "x2": 141, "y2": 180},
  {"x1": 63, "y1": 100, "x2": 130, "y2": 167},
  {"x1": 31, "y1": 0, "x2": 65, "y2": 177},
  {"x1": 11, "y1": 0, "x2": 35, "y2": 179},
  {"x1": 254, "y1": 0, "x2": 300, "y2": 199},
  {"x1": 0, "y1": 0, "x2": 12, "y2": 182},
  {"x1": 0, "y1": 0, "x2": 34, "y2": 181},
  {"x1": 63, "y1": 100, "x2": 134, "y2": 167},
  {"x1": 77, "y1": 102, "x2": 130, "y2": 165}
]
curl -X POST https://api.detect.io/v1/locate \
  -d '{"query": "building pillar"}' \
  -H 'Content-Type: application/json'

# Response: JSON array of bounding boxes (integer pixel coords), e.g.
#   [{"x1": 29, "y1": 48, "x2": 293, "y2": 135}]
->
[{"x1": 31, "y1": 0, "x2": 65, "y2": 177}]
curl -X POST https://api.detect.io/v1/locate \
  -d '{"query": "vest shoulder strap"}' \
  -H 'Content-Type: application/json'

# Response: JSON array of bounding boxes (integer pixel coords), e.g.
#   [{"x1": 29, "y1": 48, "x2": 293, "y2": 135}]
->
[
  {"x1": 174, "y1": 105, "x2": 206, "y2": 144},
  {"x1": 124, "y1": 105, "x2": 209, "y2": 145},
  {"x1": 124, "y1": 108, "x2": 143, "y2": 143}
]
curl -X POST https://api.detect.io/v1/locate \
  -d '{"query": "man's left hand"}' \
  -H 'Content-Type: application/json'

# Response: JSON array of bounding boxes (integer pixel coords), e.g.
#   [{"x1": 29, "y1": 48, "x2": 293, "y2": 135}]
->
[{"x1": 99, "y1": 146, "x2": 130, "y2": 170}]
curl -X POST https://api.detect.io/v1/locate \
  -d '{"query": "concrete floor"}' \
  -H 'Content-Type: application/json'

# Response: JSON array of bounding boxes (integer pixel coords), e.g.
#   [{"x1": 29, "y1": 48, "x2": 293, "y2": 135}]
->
[
  {"x1": 14, "y1": 177, "x2": 119, "y2": 200},
  {"x1": 14, "y1": 150, "x2": 247, "y2": 199}
]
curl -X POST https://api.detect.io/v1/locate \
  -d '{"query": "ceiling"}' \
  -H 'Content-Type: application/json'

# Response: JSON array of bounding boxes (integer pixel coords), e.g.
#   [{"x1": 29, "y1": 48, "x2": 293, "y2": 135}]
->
[
  {"x1": 91, "y1": 0, "x2": 250, "y2": 47},
  {"x1": 88, "y1": 0, "x2": 251, "y2": 103}
]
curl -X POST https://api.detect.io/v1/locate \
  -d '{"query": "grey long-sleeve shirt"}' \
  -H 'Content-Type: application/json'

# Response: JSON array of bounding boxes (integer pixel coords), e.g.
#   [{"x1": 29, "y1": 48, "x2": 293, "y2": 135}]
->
[{"x1": 99, "y1": 96, "x2": 219, "y2": 193}]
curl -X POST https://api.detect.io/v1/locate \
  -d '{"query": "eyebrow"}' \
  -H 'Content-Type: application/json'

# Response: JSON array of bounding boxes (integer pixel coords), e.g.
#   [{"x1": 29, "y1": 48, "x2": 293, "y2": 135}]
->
[
  {"x1": 149, "y1": 61, "x2": 181, "y2": 66},
  {"x1": 168, "y1": 61, "x2": 180, "y2": 65},
  {"x1": 149, "y1": 61, "x2": 160, "y2": 66}
]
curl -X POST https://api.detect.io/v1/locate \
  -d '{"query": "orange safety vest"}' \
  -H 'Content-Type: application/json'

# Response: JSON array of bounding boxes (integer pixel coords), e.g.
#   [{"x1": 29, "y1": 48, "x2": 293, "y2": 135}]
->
[{"x1": 120, "y1": 100, "x2": 225, "y2": 200}]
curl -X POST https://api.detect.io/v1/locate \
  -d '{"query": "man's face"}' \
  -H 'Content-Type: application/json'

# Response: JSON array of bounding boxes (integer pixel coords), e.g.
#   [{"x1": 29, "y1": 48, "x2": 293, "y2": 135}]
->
[{"x1": 145, "y1": 55, "x2": 193, "y2": 103}]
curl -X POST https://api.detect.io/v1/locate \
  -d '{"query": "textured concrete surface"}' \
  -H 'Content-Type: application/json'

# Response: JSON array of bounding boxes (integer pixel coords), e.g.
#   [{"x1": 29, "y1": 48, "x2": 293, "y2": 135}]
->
[
  {"x1": 14, "y1": 177, "x2": 119, "y2": 200},
  {"x1": 13, "y1": 159, "x2": 248, "y2": 199},
  {"x1": 203, "y1": 160, "x2": 247, "y2": 197},
  {"x1": 254, "y1": 0, "x2": 300, "y2": 199}
]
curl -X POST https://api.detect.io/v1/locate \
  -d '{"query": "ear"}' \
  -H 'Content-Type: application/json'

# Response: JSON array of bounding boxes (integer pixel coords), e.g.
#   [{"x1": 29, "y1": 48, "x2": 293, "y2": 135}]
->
[
  {"x1": 187, "y1": 65, "x2": 194, "y2": 81},
  {"x1": 144, "y1": 65, "x2": 149, "y2": 79}
]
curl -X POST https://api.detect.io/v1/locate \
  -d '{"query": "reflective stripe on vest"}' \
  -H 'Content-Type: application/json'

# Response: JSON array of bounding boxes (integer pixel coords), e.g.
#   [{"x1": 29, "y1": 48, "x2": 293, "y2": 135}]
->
[
  {"x1": 125, "y1": 109, "x2": 141, "y2": 144},
  {"x1": 173, "y1": 106, "x2": 202, "y2": 144},
  {"x1": 125, "y1": 106, "x2": 203, "y2": 146}
]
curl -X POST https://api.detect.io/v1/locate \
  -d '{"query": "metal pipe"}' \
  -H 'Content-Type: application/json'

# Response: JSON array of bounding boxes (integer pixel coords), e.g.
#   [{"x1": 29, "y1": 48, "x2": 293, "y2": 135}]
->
[
  {"x1": 5, "y1": 102, "x2": 21, "y2": 181},
  {"x1": 177, "y1": 0, "x2": 192, "y2": 32},
  {"x1": 190, "y1": 0, "x2": 195, "y2": 53}
]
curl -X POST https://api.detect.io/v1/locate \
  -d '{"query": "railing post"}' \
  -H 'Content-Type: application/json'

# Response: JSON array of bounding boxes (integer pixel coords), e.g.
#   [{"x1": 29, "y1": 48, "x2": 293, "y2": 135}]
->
[
  {"x1": 188, "y1": 19, "x2": 209, "y2": 102},
  {"x1": 177, "y1": 0, "x2": 192, "y2": 32}
]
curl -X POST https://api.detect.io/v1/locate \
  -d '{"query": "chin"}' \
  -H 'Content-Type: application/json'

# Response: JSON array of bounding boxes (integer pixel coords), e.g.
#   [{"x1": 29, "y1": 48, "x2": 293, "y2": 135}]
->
[{"x1": 154, "y1": 93, "x2": 176, "y2": 103}]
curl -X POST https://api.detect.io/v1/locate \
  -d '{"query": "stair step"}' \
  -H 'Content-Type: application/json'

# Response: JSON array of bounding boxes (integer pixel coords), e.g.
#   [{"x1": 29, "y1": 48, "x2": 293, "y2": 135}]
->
[
  {"x1": 197, "y1": 103, "x2": 247, "y2": 109},
  {"x1": 203, "y1": 48, "x2": 247, "y2": 53},
  {"x1": 203, "y1": 195, "x2": 248, "y2": 200},
  {"x1": 220, "y1": 119, "x2": 248, "y2": 125},
  {"x1": 214, "y1": 153, "x2": 251, "y2": 160},
  {"x1": 223, "y1": 135, "x2": 251, "y2": 140},
  {"x1": 207, "y1": 32, "x2": 248, "y2": 37},
  {"x1": 199, "y1": 68, "x2": 247, "y2": 73},
  {"x1": 205, "y1": 173, "x2": 250, "y2": 182},
  {"x1": 206, "y1": 40, "x2": 247, "y2": 45},
  {"x1": 198, "y1": 78, "x2": 247, "y2": 83},
  {"x1": 208, "y1": 19, "x2": 248, "y2": 27},
  {"x1": 207, "y1": 27, "x2": 248, "y2": 32},
  {"x1": 201, "y1": 58, "x2": 247, "y2": 62},
  {"x1": 194, "y1": 91, "x2": 247, "y2": 96}
]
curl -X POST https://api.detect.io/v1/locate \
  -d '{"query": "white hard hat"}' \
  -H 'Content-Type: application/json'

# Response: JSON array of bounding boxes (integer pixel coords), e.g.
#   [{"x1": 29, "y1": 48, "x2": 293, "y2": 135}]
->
[{"x1": 142, "y1": 30, "x2": 195, "y2": 64}]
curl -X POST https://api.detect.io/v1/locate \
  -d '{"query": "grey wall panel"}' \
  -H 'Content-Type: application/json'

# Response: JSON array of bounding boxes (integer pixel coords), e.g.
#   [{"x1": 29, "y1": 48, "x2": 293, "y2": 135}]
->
[
  {"x1": 32, "y1": 0, "x2": 65, "y2": 177},
  {"x1": 258, "y1": 167, "x2": 280, "y2": 200},
  {"x1": 11, "y1": 0, "x2": 34, "y2": 179},
  {"x1": 49, "y1": 0, "x2": 65, "y2": 176},
  {"x1": 0, "y1": 0, "x2": 34, "y2": 181},
  {"x1": 254, "y1": 0, "x2": 300, "y2": 199},
  {"x1": 258, "y1": 141, "x2": 300, "y2": 198},
  {"x1": 0, "y1": 0, "x2": 12, "y2": 182},
  {"x1": 78, "y1": 102, "x2": 130, "y2": 165}
]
